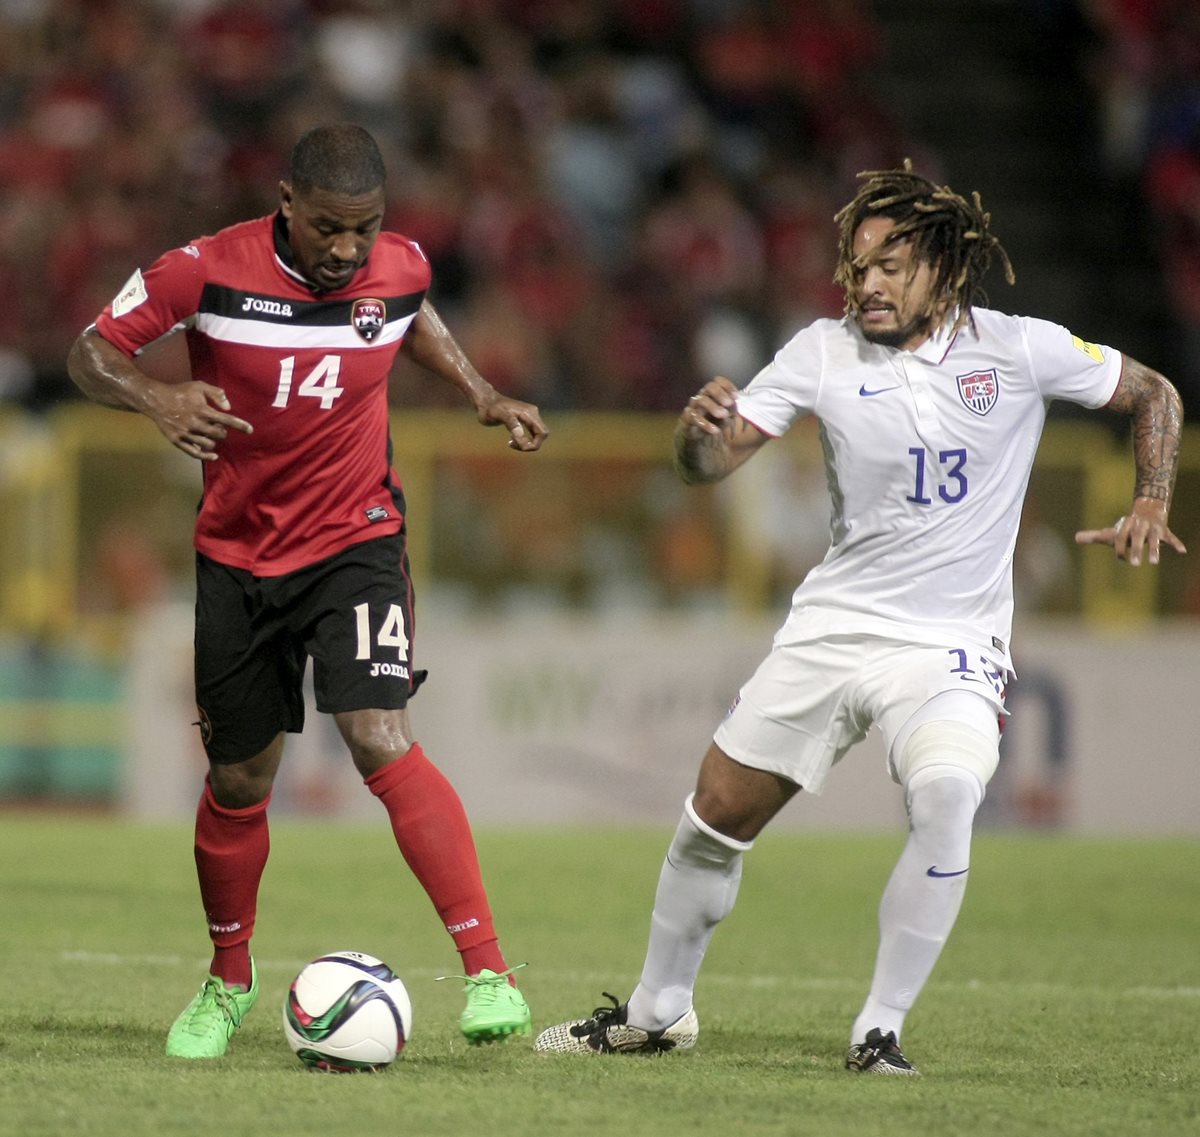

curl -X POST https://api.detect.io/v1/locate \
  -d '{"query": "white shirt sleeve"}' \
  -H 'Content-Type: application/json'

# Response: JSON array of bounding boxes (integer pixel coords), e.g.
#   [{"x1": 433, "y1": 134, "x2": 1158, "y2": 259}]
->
[
  {"x1": 1020, "y1": 316, "x2": 1122, "y2": 409},
  {"x1": 735, "y1": 321, "x2": 825, "y2": 437}
]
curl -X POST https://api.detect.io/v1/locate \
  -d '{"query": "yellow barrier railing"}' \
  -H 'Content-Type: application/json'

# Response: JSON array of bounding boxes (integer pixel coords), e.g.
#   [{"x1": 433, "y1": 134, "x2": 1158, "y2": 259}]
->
[{"x1": 2, "y1": 404, "x2": 1197, "y2": 642}]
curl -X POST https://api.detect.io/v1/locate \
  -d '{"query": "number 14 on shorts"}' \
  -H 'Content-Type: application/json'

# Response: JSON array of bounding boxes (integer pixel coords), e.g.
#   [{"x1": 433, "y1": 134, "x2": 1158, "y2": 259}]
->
[{"x1": 354, "y1": 602, "x2": 410, "y2": 661}]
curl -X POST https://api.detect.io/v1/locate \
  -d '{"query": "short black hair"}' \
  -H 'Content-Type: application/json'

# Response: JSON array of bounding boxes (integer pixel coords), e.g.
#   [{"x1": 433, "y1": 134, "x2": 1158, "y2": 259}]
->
[{"x1": 289, "y1": 124, "x2": 386, "y2": 196}]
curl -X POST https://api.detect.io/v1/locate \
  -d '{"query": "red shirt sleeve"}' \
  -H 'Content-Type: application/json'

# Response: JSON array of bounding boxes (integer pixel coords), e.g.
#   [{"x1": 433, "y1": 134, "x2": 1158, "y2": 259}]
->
[{"x1": 93, "y1": 243, "x2": 208, "y2": 355}]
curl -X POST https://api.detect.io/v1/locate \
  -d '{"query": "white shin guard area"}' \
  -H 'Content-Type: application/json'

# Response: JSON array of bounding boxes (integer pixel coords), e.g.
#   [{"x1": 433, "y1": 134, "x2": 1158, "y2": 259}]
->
[
  {"x1": 628, "y1": 795, "x2": 751, "y2": 1030},
  {"x1": 852, "y1": 765, "x2": 982, "y2": 1045}
]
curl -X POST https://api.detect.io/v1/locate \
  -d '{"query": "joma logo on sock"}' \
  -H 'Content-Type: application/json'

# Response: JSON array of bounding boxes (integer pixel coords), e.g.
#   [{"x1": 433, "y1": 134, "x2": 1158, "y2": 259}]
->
[
  {"x1": 447, "y1": 918, "x2": 480, "y2": 934},
  {"x1": 208, "y1": 921, "x2": 242, "y2": 934}
]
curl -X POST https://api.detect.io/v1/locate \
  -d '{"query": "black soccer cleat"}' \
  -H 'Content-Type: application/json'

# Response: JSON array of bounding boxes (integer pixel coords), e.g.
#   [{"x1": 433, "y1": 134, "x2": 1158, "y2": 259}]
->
[{"x1": 846, "y1": 1027, "x2": 920, "y2": 1075}]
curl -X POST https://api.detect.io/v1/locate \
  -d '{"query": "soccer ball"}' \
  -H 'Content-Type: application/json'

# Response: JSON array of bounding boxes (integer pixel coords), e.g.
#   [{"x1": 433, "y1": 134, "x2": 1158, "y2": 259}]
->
[{"x1": 282, "y1": 951, "x2": 413, "y2": 1072}]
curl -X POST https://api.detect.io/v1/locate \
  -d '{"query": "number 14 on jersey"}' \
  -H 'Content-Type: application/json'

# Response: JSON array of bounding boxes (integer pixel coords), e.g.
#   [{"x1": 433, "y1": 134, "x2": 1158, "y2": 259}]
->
[{"x1": 273, "y1": 355, "x2": 344, "y2": 410}]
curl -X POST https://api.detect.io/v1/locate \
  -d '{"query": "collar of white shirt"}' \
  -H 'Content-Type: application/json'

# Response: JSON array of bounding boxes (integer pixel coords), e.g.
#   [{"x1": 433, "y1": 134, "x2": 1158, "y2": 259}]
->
[{"x1": 909, "y1": 309, "x2": 965, "y2": 366}]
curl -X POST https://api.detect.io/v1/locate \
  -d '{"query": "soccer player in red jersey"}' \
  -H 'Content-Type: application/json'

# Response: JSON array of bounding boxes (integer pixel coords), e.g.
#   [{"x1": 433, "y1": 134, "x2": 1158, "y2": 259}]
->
[{"x1": 67, "y1": 124, "x2": 548, "y2": 1058}]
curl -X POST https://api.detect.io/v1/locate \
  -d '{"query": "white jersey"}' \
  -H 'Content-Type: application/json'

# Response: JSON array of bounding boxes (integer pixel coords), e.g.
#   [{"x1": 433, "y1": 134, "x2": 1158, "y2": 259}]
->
[{"x1": 735, "y1": 308, "x2": 1122, "y2": 669}]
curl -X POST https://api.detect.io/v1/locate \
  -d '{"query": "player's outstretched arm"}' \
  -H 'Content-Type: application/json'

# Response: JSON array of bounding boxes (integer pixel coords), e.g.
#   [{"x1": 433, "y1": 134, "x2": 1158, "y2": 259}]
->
[
  {"x1": 67, "y1": 328, "x2": 253, "y2": 462},
  {"x1": 673, "y1": 376, "x2": 770, "y2": 485},
  {"x1": 1074, "y1": 356, "x2": 1186, "y2": 566},
  {"x1": 402, "y1": 300, "x2": 547, "y2": 452}
]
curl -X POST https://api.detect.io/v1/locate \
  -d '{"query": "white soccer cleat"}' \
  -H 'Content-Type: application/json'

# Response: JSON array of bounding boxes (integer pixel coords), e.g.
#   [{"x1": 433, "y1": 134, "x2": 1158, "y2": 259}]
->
[
  {"x1": 534, "y1": 993, "x2": 699, "y2": 1054},
  {"x1": 845, "y1": 1028, "x2": 920, "y2": 1075}
]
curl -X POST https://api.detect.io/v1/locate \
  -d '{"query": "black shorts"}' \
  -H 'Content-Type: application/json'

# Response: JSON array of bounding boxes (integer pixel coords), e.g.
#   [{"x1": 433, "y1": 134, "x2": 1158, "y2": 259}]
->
[{"x1": 194, "y1": 533, "x2": 425, "y2": 764}]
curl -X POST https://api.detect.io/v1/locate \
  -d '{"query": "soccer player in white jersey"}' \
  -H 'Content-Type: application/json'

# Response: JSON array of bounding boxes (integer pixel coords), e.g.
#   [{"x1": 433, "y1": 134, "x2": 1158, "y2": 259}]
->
[{"x1": 535, "y1": 164, "x2": 1186, "y2": 1073}]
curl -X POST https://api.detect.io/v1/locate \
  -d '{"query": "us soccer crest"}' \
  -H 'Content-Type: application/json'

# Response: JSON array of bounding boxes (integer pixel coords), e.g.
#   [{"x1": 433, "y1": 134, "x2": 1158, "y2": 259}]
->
[
  {"x1": 352, "y1": 298, "x2": 386, "y2": 342},
  {"x1": 956, "y1": 368, "x2": 999, "y2": 416}
]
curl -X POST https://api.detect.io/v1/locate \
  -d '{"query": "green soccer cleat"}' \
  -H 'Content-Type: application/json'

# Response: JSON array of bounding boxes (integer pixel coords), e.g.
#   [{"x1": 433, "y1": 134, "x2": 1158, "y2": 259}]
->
[
  {"x1": 439, "y1": 965, "x2": 532, "y2": 1045},
  {"x1": 165, "y1": 960, "x2": 259, "y2": 1059}
]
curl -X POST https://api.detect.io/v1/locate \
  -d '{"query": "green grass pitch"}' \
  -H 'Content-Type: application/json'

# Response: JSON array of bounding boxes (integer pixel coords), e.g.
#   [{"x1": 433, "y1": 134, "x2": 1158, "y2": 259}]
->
[{"x1": 1, "y1": 815, "x2": 1196, "y2": 1137}]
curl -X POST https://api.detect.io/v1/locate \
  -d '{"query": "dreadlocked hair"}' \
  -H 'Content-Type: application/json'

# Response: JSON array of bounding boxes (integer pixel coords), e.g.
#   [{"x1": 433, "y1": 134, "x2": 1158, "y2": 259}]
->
[{"x1": 833, "y1": 160, "x2": 1015, "y2": 336}]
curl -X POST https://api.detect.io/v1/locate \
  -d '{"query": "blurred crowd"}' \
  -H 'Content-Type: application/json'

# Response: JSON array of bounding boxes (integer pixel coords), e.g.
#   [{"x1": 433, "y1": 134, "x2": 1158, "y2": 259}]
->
[
  {"x1": 1081, "y1": 0, "x2": 1200, "y2": 397},
  {"x1": 0, "y1": 0, "x2": 917, "y2": 412},
  {"x1": 1, "y1": 1, "x2": 1197, "y2": 416}
]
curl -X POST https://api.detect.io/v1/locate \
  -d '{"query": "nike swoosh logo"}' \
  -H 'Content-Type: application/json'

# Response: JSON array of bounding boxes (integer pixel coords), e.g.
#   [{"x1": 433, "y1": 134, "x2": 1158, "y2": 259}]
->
[
  {"x1": 926, "y1": 866, "x2": 969, "y2": 878},
  {"x1": 858, "y1": 384, "x2": 901, "y2": 397}
]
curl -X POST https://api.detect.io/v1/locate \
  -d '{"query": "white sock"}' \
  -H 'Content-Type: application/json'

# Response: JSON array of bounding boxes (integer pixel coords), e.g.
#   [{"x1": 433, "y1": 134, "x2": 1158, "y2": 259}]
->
[
  {"x1": 851, "y1": 768, "x2": 980, "y2": 1045},
  {"x1": 627, "y1": 794, "x2": 752, "y2": 1031}
]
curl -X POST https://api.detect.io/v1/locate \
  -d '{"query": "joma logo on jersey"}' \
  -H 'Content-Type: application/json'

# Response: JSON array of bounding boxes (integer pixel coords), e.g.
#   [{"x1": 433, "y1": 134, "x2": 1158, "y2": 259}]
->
[
  {"x1": 352, "y1": 298, "x2": 386, "y2": 342},
  {"x1": 369, "y1": 662, "x2": 410, "y2": 679},
  {"x1": 241, "y1": 296, "x2": 294, "y2": 317},
  {"x1": 956, "y1": 369, "x2": 999, "y2": 416}
]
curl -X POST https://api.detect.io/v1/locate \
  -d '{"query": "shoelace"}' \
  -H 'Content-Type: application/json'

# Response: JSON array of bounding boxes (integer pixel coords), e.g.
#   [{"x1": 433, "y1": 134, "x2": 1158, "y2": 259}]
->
[
  {"x1": 869, "y1": 1031, "x2": 900, "y2": 1054},
  {"x1": 562, "y1": 992, "x2": 626, "y2": 1043},
  {"x1": 184, "y1": 979, "x2": 240, "y2": 1034},
  {"x1": 435, "y1": 962, "x2": 528, "y2": 1001},
  {"x1": 589, "y1": 993, "x2": 623, "y2": 1024},
  {"x1": 859, "y1": 1031, "x2": 910, "y2": 1068}
]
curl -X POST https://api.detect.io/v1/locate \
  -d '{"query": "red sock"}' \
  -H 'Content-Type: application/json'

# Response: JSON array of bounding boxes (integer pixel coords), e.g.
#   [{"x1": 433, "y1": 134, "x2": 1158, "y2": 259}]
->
[
  {"x1": 194, "y1": 776, "x2": 269, "y2": 990},
  {"x1": 366, "y1": 744, "x2": 509, "y2": 978}
]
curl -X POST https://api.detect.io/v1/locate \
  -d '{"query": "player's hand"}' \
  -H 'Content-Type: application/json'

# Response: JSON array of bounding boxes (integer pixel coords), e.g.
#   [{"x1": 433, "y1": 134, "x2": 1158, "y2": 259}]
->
[
  {"x1": 1074, "y1": 497, "x2": 1187, "y2": 566},
  {"x1": 147, "y1": 381, "x2": 254, "y2": 461},
  {"x1": 476, "y1": 394, "x2": 548, "y2": 452},
  {"x1": 680, "y1": 376, "x2": 738, "y2": 438}
]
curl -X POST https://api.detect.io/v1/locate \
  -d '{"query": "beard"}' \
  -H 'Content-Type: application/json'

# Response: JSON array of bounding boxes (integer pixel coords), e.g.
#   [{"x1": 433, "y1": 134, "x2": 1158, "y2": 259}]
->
[{"x1": 857, "y1": 309, "x2": 933, "y2": 349}]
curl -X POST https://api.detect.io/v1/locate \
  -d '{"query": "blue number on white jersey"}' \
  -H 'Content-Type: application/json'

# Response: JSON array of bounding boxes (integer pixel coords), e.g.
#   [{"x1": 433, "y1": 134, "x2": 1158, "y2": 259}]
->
[{"x1": 907, "y1": 446, "x2": 968, "y2": 505}]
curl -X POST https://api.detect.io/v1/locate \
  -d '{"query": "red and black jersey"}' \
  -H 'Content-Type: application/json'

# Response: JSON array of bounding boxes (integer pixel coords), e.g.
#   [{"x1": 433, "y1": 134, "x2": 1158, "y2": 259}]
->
[{"x1": 93, "y1": 212, "x2": 430, "y2": 575}]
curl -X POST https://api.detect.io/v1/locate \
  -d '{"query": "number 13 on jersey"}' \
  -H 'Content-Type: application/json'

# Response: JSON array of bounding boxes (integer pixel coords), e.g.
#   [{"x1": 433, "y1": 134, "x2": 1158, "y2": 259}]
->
[{"x1": 907, "y1": 446, "x2": 968, "y2": 504}]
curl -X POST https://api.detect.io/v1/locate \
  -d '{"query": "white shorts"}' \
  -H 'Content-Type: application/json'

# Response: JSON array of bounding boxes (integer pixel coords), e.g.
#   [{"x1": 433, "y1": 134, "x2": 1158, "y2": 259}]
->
[{"x1": 712, "y1": 634, "x2": 1006, "y2": 794}]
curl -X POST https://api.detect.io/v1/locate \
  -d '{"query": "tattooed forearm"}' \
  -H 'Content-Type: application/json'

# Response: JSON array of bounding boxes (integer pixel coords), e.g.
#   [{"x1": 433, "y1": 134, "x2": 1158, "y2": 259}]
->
[
  {"x1": 672, "y1": 422, "x2": 734, "y2": 484},
  {"x1": 1106, "y1": 357, "x2": 1184, "y2": 506},
  {"x1": 676, "y1": 414, "x2": 768, "y2": 486}
]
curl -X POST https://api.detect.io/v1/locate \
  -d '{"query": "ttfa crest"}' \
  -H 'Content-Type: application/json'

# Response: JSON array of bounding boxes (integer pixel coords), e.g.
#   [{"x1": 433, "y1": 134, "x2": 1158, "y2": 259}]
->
[
  {"x1": 351, "y1": 298, "x2": 386, "y2": 342},
  {"x1": 956, "y1": 368, "x2": 999, "y2": 416}
]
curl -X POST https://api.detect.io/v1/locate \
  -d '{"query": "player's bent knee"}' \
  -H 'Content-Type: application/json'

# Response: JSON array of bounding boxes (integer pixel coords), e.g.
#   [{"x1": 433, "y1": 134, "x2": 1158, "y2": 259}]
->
[
  {"x1": 208, "y1": 763, "x2": 274, "y2": 809},
  {"x1": 677, "y1": 792, "x2": 755, "y2": 864},
  {"x1": 906, "y1": 767, "x2": 983, "y2": 844},
  {"x1": 895, "y1": 720, "x2": 998, "y2": 804},
  {"x1": 336, "y1": 708, "x2": 414, "y2": 775},
  {"x1": 691, "y1": 743, "x2": 795, "y2": 842}
]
